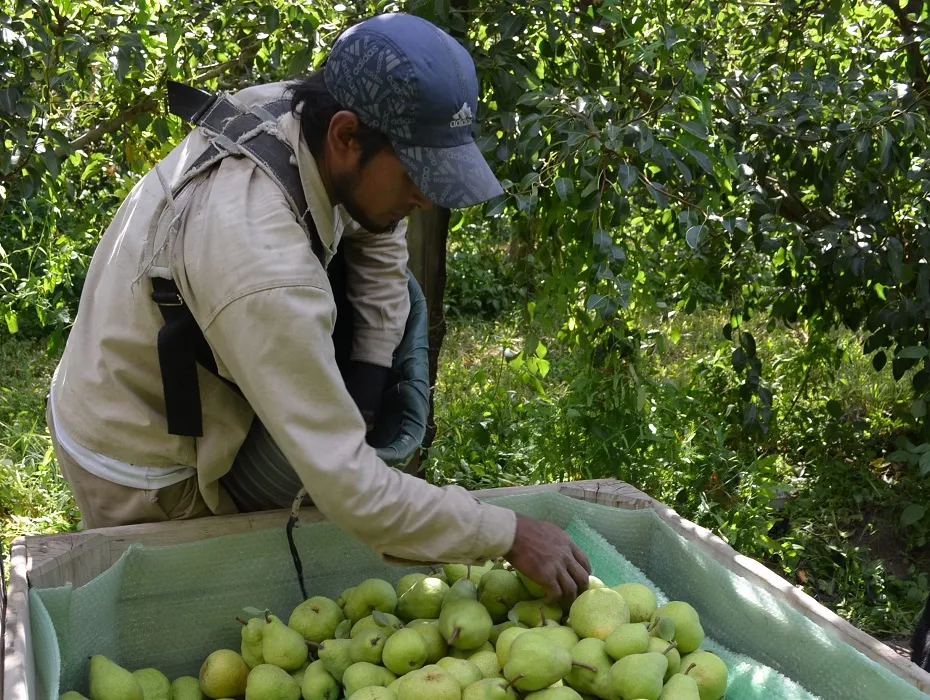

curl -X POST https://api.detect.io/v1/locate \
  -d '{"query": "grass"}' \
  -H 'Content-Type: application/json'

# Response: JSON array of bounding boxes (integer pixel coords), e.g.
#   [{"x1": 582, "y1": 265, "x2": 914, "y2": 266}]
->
[{"x1": 0, "y1": 337, "x2": 78, "y2": 576}]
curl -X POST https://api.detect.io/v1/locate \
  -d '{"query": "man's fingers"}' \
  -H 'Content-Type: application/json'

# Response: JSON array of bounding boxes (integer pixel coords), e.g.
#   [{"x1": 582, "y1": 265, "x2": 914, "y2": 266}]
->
[
  {"x1": 567, "y1": 556, "x2": 590, "y2": 593},
  {"x1": 557, "y1": 568, "x2": 579, "y2": 603},
  {"x1": 570, "y1": 540, "x2": 592, "y2": 573}
]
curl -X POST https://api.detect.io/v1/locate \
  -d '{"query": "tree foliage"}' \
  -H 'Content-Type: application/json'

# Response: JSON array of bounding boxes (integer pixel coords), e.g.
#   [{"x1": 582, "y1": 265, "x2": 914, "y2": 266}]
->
[{"x1": 2, "y1": 0, "x2": 929, "y2": 444}]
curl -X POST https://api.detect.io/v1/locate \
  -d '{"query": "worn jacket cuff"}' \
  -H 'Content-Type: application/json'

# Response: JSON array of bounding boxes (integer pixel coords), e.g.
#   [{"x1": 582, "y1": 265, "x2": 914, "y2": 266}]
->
[{"x1": 350, "y1": 326, "x2": 402, "y2": 368}]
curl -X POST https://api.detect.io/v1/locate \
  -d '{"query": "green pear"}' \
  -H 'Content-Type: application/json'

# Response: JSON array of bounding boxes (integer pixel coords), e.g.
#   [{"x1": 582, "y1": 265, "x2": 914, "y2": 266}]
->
[
  {"x1": 608, "y1": 651, "x2": 668, "y2": 700},
  {"x1": 604, "y1": 622, "x2": 650, "y2": 660},
  {"x1": 407, "y1": 619, "x2": 449, "y2": 663},
  {"x1": 569, "y1": 588, "x2": 629, "y2": 641},
  {"x1": 88, "y1": 655, "x2": 144, "y2": 700},
  {"x1": 462, "y1": 678, "x2": 518, "y2": 700},
  {"x1": 532, "y1": 625, "x2": 580, "y2": 653},
  {"x1": 652, "y1": 603, "x2": 704, "y2": 654},
  {"x1": 587, "y1": 576, "x2": 606, "y2": 589},
  {"x1": 659, "y1": 667, "x2": 701, "y2": 700},
  {"x1": 382, "y1": 627, "x2": 429, "y2": 676},
  {"x1": 170, "y1": 676, "x2": 203, "y2": 700},
  {"x1": 198, "y1": 650, "x2": 249, "y2": 699},
  {"x1": 344, "y1": 579, "x2": 398, "y2": 624},
  {"x1": 288, "y1": 597, "x2": 346, "y2": 643},
  {"x1": 237, "y1": 616, "x2": 265, "y2": 669},
  {"x1": 502, "y1": 631, "x2": 572, "y2": 692},
  {"x1": 649, "y1": 616, "x2": 676, "y2": 643},
  {"x1": 244, "y1": 664, "x2": 301, "y2": 700},
  {"x1": 524, "y1": 688, "x2": 584, "y2": 699},
  {"x1": 443, "y1": 578, "x2": 479, "y2": 610},
  {"x1": 132, "y1": 669, "x2": 170, "y2": 700},
  {"x1": 613, "y1": 583, "x2": 658, "y2": 624},
  {"x1": 317, "y1": 638, "x2": 354, "y2": 683},
  {"x1": 436, "y1": 657, "x2": 483, "y2": 689},
  {"x1": 495, "y1": 626, "x2": 530, "y2": 668},
  {"x1": 477, "y1": 570, "x2": 530, "y2": 623},
  {"x1": 397, "y1": 577, "x2": 450, "y2": 621},
  {"x1": 443, "y1": 561, "x2": 494, "y2": 586},
  {"x1": 300, "y1": 660, "x2": 339, "y2": 700},
  {"x1": 394, "y1": 665, "x2": 461, "y2": 700},
  {"x1": 515, "y1": 571, "x2": 546, "y2": 598},
  {"x1": 508, "y1": 600, "x2": 562, "y2": 628},
  {"x1": 396, "y1": 573, "x2": 428, "y2": 598},
  {"x1": 342, "y1": 662, "x2": 397, "y2": 697},
  {"x1": 350, "y1": 627, "x2": 388, "y2": 664},
  {"x1": 467, "y1": 650, "x2": 500, "y2": 679},
  {"x1": 677, "y1": 652, "x2": 727, "y2": 700},
  {"x1": 61, "y1": 693, "x2": 89, "y2": 700},
  {"x1": 261, "y1": 613, "x2": 308, "y2": 671},
  {"x1": 349, "y1": 688, "x2": 396, "y2": 700},
  {"x1": 564, "y1": 638, "x2": 611, "y2": 696},
  {"x1": 649, "y1": 638, "x2": 681, "y2": 681},
  {"x1": 448, "y1": 641, "x2": 493, "y2": 659},
  {"x1": 352, "y1": 612, "x2": 404, "y2": 638},
  {"x1": 337, "y1": 587, "x2": 356, "y2": 609},
  {"x1": 439, "y1": 599, "x2": 493, "y2": 649},
  {"x1": 489, "y1": 621, "x2": 524, "y2": 645}
]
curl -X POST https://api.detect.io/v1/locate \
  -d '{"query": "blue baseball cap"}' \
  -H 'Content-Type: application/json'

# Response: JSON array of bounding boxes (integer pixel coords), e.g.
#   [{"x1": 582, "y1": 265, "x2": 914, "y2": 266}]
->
[{"x1": 323, "y1": 13, "x2": 504, "y2": 209}]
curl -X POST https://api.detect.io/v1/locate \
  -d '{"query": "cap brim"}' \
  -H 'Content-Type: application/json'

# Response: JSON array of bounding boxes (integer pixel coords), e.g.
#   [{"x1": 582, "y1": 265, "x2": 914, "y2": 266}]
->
[{"x1": 394, "y1": 140, "x2": 504, "y2": 209}]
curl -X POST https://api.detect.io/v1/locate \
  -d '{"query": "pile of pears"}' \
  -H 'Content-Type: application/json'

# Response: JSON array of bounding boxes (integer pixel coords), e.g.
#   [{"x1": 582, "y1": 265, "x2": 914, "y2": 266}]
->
[{"x1": 61, "y1": 561, "x2": 728, "y2": 700}]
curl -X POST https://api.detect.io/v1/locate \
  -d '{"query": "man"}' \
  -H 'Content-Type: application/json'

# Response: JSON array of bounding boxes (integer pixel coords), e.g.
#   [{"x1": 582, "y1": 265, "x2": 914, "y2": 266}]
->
[{"x1": 47, "y1": 12, "x2": 591, "y2": 602}]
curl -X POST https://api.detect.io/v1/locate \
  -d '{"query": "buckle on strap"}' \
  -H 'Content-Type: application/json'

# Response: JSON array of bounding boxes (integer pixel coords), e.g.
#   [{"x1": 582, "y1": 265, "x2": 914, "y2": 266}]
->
[{"x1": 151, "y1": 289, "x2": 184, "y2": 307}]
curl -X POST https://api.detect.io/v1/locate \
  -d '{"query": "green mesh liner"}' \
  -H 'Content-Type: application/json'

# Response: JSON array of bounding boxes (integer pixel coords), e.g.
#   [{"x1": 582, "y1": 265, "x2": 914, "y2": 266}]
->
[{"x1": 27, "y1": 491, "x2": 927, "y2": 700}]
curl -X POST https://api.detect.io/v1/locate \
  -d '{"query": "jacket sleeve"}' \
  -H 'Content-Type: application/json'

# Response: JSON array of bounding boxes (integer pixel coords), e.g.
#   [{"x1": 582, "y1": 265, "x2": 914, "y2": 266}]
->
[
  {"x1": 338, "y1": 209, "x2": 411, "y2": 368},
  {"x1": 202, "y1": 280, "x2": 517, "y2": 564}
]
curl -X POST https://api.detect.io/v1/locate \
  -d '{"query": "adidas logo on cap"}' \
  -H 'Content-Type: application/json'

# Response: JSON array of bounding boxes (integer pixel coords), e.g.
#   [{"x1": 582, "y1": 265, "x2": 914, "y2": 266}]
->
[{"x1": 450, "y1": 102, "x2": 473, "y2": 128}]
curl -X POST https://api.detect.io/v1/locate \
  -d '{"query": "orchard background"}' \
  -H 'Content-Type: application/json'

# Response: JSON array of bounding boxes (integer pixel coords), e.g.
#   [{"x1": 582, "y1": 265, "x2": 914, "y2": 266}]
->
[{"x1": 2, "y1": 0, "x2": 930, "y2": 646}]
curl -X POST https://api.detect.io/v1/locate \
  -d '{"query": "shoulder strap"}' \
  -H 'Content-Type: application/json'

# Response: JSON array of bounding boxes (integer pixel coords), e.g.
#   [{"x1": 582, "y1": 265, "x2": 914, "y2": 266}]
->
[{"x1": 150, "y1": 81, "x2": 328, "y2": 437}]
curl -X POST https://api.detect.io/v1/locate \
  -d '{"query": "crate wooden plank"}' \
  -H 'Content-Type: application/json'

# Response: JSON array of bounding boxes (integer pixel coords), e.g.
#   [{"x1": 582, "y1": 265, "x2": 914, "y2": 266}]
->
[{"x1": 4, "y1": 538, "x2": 34, "y2": 700}]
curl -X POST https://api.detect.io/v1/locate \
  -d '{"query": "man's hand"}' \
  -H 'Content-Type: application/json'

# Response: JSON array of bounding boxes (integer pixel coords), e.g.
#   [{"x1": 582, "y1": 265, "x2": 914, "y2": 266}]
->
[{"x1": 505, "y1": 514, "x2": 592, "y2": 605}]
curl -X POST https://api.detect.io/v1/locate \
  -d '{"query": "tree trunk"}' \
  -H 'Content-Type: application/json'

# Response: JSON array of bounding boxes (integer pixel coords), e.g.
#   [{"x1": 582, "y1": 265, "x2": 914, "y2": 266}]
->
[{"x1": 403, "y1": 206, "x2": 450, "y2": 477}]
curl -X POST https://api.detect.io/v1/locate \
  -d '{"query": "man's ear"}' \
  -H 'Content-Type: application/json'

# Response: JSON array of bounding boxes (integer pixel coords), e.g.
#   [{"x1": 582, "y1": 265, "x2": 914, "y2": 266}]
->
[{"x1": 327, "y1": 111, "x2": 362, "y2": 162}]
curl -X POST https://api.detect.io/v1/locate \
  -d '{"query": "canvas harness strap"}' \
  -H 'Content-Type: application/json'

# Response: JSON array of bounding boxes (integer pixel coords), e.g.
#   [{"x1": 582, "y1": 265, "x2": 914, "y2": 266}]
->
[{"x1": 151, "y1": 80, "x2": 327, "y2": 438}]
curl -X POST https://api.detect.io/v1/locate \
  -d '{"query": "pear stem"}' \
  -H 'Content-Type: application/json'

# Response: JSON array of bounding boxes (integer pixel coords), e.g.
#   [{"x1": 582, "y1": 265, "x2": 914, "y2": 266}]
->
[
  {"x1": 448, "y1": 627, "x2": 460, "y2": 646},
  {"x1": 572, "y1": 662, "x2": 599, "y2": 673},
  {"x1": 264, "y1": 611, "x2": 271, "y2": 623},
  {"x1": 663, "y1": 641, "x2": 679, "y2": 654},
  {"x1": 235, "y1": 617, "x2": 248, "y2": 626},
  {"x1": 539, "y1": 606, "x2": 547, "y2": 627},
  {"x1": 305, "y1": 641, "x2": 321, "y2": 649},
  {"x1": 467, "y1": 565, "x2": 472, "y2": 581},
  {"x1": 684, "y1": 663, "x2": 697, "y2": 676},
  {"x1": 504, "y1": 674, "x2": 524, "y2": 690},
  {"x1": 647, "y1": 617, "x2": 660, "y2": 632}
]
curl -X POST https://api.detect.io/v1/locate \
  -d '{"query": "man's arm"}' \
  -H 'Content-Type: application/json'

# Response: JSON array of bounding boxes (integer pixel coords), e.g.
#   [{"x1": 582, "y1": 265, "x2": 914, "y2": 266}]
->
[{"x1": 203, "y1": 280, "x2": 515, "y2": 563}]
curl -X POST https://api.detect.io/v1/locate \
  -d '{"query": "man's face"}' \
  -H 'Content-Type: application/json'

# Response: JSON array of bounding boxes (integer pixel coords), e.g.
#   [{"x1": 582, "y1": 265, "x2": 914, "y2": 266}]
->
[{"x1": 326, "y1": 112, "x2": 432, "y2": 233}]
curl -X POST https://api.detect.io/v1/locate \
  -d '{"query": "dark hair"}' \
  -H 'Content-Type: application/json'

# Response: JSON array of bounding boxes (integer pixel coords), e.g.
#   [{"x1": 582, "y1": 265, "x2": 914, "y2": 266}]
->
[{"x1": 286, "y1": 68, "x2": 391, "y2": 165}]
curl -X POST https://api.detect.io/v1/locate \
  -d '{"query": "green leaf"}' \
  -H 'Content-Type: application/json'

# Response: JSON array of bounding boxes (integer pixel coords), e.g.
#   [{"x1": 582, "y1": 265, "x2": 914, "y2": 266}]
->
[
  {"x1": 911, "y1": 399, "x2": 927, "y2": 419},
  {"x1": 921, "y1": 452, "x2": 930, "y2": 477},
  {"x1": 688, "y1": 148, "x2": 714, "y2": 175},
  {"x1": 740, "y1": 331, "x2": 757, "y2": 357},
  {"x1": 0, "y1": 87, "x2": 20, "y2": 115},
  {"x1": 880, "y1": 126, "x2": 893, "y2": 170},
  {"x1": 872, "y1": 351, "x2": 887, "y2": 371},
  {"x1": 886, "y1": 236, "x2": 903, "y2": 281},
  {"x1": 241, "y1": 607, "x2": 266, "y2": 618},
  {"x1": 5, "y1": 312, "x2": 18, "y2": 334},
  {"x1": 901, "y1": 504, "x2": 926, "y2": 526},
  {"x1": 685, "y1": 225, "x2": 702, "y2": 249},
  {"x1": 679, "y1": 121, "x2": 709, "y2": 140},
  {"x1": 554, "y1": 177, "x2": 573, "y2": 202},
  {"x1": 686, "y1": 61, "x2": 707, "y2": 83},
  {"x1": 899, "y1": 346, "x2": 928, "y2": 359},
  {"x1": 618, "y1": 163, "x2": 638, "y2": 191},
  {"x1": 732, "y1": 347, "x2": 747, "y2": 372}
]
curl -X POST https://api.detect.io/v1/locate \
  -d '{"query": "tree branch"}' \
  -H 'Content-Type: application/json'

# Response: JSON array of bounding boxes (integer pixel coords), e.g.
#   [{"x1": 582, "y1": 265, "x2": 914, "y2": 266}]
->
[{"x1": 57, "y1": 96, "x2": 159, "y2": 156}]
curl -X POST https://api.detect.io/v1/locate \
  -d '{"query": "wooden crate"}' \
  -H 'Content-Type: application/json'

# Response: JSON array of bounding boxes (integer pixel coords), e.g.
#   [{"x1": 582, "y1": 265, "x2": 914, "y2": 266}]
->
[{"x1": 4, "y1": 478, "x2": 929, "y2": 700}]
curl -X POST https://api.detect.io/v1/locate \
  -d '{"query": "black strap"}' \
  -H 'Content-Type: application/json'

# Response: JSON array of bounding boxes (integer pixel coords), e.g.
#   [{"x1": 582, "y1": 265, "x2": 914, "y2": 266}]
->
[{"x1": 155, "y1": 81, "x2": 328, "y2": 437}]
